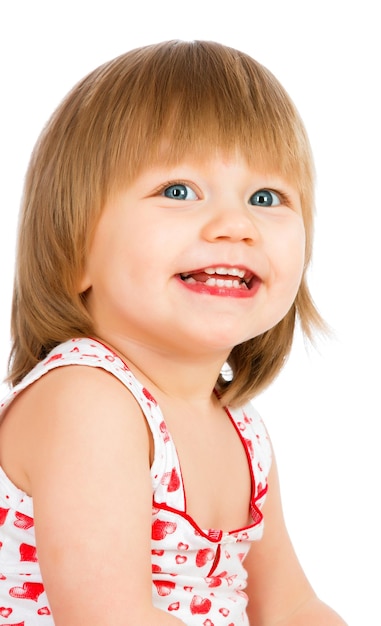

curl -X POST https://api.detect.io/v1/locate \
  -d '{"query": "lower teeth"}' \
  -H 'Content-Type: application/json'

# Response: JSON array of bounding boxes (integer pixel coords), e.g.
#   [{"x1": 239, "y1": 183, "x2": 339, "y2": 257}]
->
[
  {"x1": 206, "y1": 278, "x2": 240, "y2": 288},
  {"x1": 183, "y1": 276, "x2": 243, "y2": 289}
]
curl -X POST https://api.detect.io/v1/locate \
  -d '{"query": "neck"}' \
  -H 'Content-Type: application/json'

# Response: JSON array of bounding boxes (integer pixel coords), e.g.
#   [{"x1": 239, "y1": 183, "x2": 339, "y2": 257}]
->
[{"x1": 95, "y1": 332, "x2": 230, "y2": 409}]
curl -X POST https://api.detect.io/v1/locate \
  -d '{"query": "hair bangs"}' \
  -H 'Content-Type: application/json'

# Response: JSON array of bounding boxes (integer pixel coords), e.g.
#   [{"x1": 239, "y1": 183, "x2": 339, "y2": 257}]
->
[{"x1": 88, "y1": 41, "x2": 312, "y2": 198}]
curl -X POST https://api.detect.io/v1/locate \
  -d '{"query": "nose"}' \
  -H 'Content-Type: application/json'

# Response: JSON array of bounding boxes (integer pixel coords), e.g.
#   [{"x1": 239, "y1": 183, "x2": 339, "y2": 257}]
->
[{"x1": 201, "y1": 204, "x2": 259, "y2": 245}]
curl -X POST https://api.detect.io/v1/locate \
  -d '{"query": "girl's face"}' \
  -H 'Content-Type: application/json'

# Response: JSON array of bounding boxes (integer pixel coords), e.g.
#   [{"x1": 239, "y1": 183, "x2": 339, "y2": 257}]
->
[{"x1": 81, "y1": 153, "x2": 305, "y2": 360}]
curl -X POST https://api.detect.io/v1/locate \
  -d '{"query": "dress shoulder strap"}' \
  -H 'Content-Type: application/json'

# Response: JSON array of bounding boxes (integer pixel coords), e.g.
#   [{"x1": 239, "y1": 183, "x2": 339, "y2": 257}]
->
[{"x1": 0, "y1": 337, "x2": 158, "y2": 426}]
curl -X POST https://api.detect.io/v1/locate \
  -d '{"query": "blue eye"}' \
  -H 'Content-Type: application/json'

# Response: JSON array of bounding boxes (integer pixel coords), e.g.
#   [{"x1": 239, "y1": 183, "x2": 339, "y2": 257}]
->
[
  {"x1": 249, "y1": 189, "x2": 281, "y2": 207},
  {"x1": 163, "y1": 183, "x2": 198, "y2": 200}
]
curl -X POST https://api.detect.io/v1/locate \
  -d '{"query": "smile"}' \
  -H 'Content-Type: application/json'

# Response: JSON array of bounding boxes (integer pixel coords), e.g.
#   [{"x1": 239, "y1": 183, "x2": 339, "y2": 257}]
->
[{"x1": 178, "y1": 266, "x2": 259, "y2": 297}]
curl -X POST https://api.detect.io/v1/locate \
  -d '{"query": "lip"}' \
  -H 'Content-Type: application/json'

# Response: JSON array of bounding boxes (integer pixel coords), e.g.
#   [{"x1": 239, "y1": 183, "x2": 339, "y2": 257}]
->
[{"x1": 176, "y1": 265, "x2": 262, "y2": 298}]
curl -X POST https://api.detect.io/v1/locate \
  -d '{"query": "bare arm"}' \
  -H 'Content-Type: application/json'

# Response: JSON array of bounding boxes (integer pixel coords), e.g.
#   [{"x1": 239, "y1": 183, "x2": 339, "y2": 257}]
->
[
  {"x1": 245, "y1": 447, "x2": 347, "y2": 626},
  {"x1": 12, "y1": 365, "x2": 186, "y2": 626}
]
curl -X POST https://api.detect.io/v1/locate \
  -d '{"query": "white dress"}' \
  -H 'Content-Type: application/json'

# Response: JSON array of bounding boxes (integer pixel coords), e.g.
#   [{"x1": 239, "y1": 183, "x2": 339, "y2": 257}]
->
[{"x1": 0, "y1": 337, "x2": 272, "y2": 625}]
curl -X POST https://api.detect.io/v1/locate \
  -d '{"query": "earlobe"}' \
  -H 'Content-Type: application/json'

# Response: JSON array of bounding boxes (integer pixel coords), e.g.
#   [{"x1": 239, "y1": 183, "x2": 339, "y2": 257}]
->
[{"x1": 78, "y1": 268, "x2": 92, "y2": 294}]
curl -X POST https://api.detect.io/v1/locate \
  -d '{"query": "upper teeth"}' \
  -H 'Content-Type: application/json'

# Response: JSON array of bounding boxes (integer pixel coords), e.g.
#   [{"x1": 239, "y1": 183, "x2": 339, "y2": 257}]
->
[{"x1": 204, "y1": 267, "x2": 246, "y2": 278}]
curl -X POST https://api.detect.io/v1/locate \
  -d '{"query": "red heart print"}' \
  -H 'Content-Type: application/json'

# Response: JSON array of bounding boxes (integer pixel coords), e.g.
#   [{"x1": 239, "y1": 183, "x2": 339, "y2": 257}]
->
[
  {"x1": 219, "y1": 608, "x2": 230, "y2": 617},
  {"x1": 243, "y1": 437, "x2": 254, "y2": 458},
  {"x1": 175, "y1": 555, "x2": 187, "y2": 564},
  {"x1": 152, "y1": 520, "x2": 177, "y2": 540},
  {"x1": 152, "y1": 549, "x2": 164, "y2": 556},
  {"x1": 177, "y1": 542, "x2": 189, "y2": 550},
  {"x1": 0, "y1": 608, "x2": 12, "y2": 618},
  {"x1": 9, "y1": 582, "x2": 44, "y2": 602},
  {"x1": 243, "y1": 411, "x2": 251, "y2": 424},
  {"x1": 45, "y1": 353, "x2": 63, "y2": 364},
  {"x1": 190, "y1": 595, "x2": 212, "y2": 615},
  {"x1": 159, "y1": 421, "x2": 170, "y2": 443},
  {"x1": 166, "y1": 468, "x2": 180, "y2": 492},
  {"x1": 0, "y1": 509, "x2": 9, "y2": 526},
  {"x1": 160, "y1": 469, "x2": 179, "y2": 492},
  {"x1": 203, "y1": 620, "x2": 214, "y2": 626},
  {"x1": 37, "y1": 607, "x2": 51, "y2": 616},
  {"x1": 14, "y1": 512, "x2": 34, "y2": 530},
  {"x1": 0, "y1": 622, "x2": 24, "y2": 626},
  {"x1": 142, "y1": 387, "x2": 157, "y2": 405},
  {"x1": 19, "y1": 543, "x2": 37, "y2": 562},
  {"x1": 153, "y1": 580, "x2": 176, "y2": 597},
  {"x1": 195, "y1": 548, "x2": 215, "y2": 568},
  {"x1": 168, "y1": 602, "x2": 180, "y2": 611},
  {"x1": 205, "y1": 576, "x2": 222, "y2": 588}
]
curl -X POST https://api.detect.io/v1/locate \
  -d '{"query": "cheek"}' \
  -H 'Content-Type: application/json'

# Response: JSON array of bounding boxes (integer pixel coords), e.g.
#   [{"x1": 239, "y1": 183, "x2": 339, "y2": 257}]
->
[
  {"x1": 295, "y1": 224, "x2": 307, "y2": 277},
  {"x1": 270, "y1": 222, "x2": 305, "y2": 297},
  {"x1": 277, "y1": 220, "x2": 305, "y2": 267},
  {"x1": 291, "y1": 234, "x2": 306, "y2": 280},
  {"x1": 85, "y1": 221, "x2": 132, "y2": 284}
]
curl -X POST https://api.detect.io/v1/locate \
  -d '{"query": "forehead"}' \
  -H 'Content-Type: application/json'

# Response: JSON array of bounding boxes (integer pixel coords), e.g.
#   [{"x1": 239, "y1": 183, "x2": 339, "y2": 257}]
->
[{"x1": 127, "y1": 143, "x2": 302, "y2": 197}]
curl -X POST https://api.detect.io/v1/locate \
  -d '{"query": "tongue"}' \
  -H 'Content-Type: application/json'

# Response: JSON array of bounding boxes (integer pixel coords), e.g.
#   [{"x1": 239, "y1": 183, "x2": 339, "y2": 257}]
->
[
  {"x1": 188, "y1": 271, "x2": 214, "y2": 283},
  {"x1": 191, "y1": 271, "x2": 243, "y2": 283}
]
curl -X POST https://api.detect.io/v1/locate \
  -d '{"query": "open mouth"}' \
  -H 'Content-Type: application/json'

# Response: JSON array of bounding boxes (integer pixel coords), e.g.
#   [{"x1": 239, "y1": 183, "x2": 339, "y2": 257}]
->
[{"x1": 179, "y1": 266, "x2": 256, "y2": 291}]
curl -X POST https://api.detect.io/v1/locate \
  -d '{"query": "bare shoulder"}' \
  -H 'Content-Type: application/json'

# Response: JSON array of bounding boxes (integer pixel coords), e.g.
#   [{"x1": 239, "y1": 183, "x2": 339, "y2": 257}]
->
[
  {"x1": 0, "y1": 364, "x2": 150, "y2": 495},
  {"x1": 0, "y1": 364, "x2": 171, "y2": 624}
]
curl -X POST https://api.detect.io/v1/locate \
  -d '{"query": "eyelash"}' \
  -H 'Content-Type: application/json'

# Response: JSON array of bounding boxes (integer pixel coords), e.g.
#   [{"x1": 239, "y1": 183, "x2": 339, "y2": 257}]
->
[
  {"x1": 154, "y1": 181, "x2": 292, "y2": 207},
  {"x1": 155, "y1": 181, "x2": 199, "y2": 198},
  {"x1": 251, "y1": 189, "x2": 292, "y2": 207}
]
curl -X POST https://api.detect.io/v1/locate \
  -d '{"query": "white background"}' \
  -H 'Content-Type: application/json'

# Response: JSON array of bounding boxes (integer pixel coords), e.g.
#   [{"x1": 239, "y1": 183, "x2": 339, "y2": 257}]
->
[{"x1": 1, "y1": 2, "x2": 379, "y2": 624}]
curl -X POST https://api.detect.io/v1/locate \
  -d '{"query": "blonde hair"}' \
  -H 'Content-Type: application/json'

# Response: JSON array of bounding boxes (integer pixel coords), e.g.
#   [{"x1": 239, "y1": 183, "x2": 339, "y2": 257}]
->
[{"x1": 9, "y1": 39, "x2": 323, "y2": 405}]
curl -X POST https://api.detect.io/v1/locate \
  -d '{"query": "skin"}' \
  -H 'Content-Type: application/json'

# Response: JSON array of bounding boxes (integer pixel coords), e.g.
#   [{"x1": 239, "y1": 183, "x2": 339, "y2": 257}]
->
[
  {"x1": 81, "y1": 155, "x2": 306, "y2": 375},
  {"x1": 0, "y1": 154, "x2": 347, "y2": 625}
]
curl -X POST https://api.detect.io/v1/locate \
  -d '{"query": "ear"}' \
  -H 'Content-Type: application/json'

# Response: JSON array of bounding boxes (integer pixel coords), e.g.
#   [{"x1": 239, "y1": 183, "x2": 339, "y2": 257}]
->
[{"x1": 77, "y1": 266, "x2": 92, "y2": 294}]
